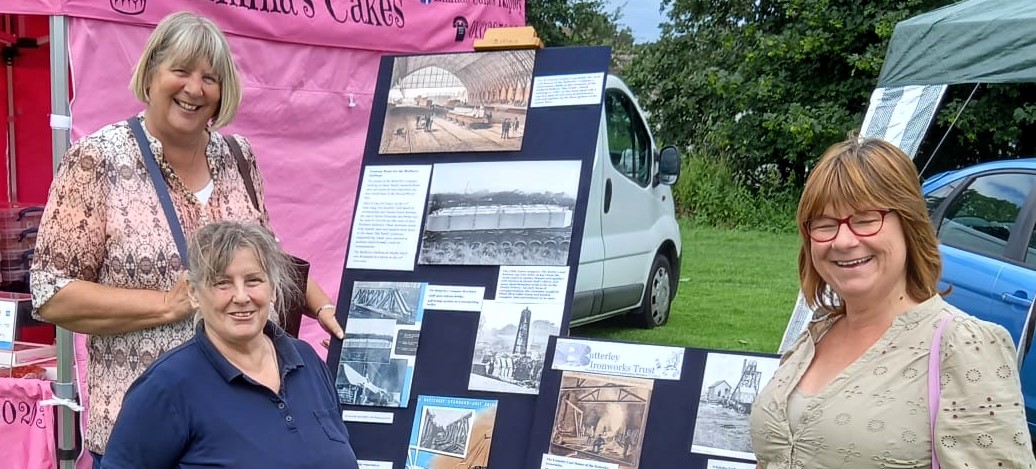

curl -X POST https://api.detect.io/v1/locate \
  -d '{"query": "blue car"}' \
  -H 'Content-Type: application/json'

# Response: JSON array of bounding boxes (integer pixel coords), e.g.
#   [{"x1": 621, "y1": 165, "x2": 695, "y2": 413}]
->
[{"x1": 922, "y1": 158, "x2": 1036, "y2": 435}]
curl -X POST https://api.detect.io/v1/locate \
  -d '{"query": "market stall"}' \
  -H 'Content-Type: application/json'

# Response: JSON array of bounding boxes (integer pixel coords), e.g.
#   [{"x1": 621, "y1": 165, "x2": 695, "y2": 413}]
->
[{"x1": 0, "y1": 2, "x2": 525, "y2": 467}]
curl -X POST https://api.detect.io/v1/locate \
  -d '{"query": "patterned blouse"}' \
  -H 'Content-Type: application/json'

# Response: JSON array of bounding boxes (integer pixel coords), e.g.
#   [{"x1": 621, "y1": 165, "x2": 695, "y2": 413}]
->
[
  {"x1": 750, "y1": 295, "x2": 1035, "y2": 468},
  {"x1": 30, "y1": 115, "x2": 269, "y2": 454}
]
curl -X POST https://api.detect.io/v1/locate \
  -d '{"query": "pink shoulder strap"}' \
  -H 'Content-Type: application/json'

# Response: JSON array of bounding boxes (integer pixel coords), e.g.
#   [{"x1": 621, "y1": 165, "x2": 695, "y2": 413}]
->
[{"x1": 929, "y1": 315, "x2": 953, "y2": 469}]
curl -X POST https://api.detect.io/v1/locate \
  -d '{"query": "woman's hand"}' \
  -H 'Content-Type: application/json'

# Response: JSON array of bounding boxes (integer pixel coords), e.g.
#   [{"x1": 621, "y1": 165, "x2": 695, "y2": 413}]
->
[
  {"x1": 316, "y1": 306, "x2": 344, "y2": 341},
  {"x1": 163, "y1": 272, "x2": 194, "y2": 324}
]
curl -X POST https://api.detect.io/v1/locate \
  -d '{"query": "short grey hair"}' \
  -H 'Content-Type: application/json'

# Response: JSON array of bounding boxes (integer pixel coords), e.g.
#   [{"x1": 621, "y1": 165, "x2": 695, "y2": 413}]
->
[
  {"x1": 129, "y1": 11, "x2": 242, "y2": 129},
  {"x1": 187, "y1": 222, "x2": 299, "y2": 327}
]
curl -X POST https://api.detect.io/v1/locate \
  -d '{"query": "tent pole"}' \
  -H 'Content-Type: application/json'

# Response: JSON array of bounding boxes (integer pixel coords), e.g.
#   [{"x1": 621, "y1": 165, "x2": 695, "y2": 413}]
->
[
  {"x1": 6, "y1": 62, "x2": 17, "y2": 202},
  {"x1": 49, "y1": 15, "x2": 77, "y2": 469}
]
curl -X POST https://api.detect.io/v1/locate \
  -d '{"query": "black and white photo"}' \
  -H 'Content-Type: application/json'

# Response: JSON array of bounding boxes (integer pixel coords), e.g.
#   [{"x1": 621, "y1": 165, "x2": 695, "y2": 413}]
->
[
  {"x1": 348, "y1": 281, "x2": 426, "y2": 325},
  {"x1": 335, "y1": 281, "x2": 427, "y2": 408},
  {"x1": 416, "y1": 405, "x2": 477, "y2": 459},
  {"x1": 419, "y1": 160, "x2": 581, "y2": 266},
  {"x1": 690, "y1": 352, "x2": 779, "y2": 461},
  {"x1": 468, "y1": 300, "x2": 562, "y2": 395}
]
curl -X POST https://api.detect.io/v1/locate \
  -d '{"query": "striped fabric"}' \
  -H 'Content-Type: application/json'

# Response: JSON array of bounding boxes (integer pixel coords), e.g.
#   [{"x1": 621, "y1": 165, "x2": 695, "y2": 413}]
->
[{"x1": 860, "y1": 85, "x2": 947, "y2": 157}]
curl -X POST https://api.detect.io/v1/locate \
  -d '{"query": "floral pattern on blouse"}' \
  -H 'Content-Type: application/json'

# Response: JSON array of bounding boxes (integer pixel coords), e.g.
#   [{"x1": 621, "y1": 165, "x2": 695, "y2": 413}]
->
[{"x1": 30, "y1": 115, "x2": 268, "y2": 453}]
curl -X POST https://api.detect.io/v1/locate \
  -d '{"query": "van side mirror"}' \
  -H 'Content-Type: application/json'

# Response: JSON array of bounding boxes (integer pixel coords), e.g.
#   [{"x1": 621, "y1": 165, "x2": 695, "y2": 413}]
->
[{"x1": 657, "y1": 145, "x2": 681, "y2": 186}]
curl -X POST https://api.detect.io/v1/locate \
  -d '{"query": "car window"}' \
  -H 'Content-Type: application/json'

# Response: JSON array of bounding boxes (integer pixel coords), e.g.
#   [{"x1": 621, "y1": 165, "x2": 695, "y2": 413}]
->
[
  {"x1": 604, "y1": 90, "x2": 651, "y2": 187},
  {"x1": 938, "y1": 173, "x2": 1036, "y2": 259},
  {"x1": 1026, "y1": 226, "x2": 1036, "y2": 269},
  {"x1": 925, "y1": 181, "x2": 961, "y2": 216}
]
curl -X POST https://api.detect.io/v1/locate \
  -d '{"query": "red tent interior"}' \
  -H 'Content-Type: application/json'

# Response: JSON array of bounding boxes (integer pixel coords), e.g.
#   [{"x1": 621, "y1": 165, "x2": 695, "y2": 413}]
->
[
  {"x1": 2, "y1": 14, "x2": 56, "y2": 205},
  {"x1": 2, "y1": 14, "x2": 60, "y2": 344}
]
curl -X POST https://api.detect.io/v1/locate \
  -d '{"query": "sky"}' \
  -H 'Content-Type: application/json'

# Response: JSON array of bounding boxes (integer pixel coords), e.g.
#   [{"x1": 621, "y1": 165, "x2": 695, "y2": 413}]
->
[{"x1": 603, "y1": 0, "x2": 667, "y2": 44}]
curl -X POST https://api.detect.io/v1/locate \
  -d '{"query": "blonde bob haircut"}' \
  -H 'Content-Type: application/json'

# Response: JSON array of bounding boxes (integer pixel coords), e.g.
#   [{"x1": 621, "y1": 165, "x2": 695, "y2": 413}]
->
[
  {"x1": 129, "y1": 11, "x2": 241, "y2": 129},
  {"x1": 797, "y1": 136, "x2": 942, "y2": 315},
  {"x1": 187, "y1": 221, "x2": 301, "y2": 328}
]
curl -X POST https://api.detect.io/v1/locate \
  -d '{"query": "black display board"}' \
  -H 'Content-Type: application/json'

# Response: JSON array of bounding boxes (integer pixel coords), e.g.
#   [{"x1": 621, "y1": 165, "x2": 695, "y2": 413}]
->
[
  {"x1": 326, "y1": 46, "x2": 612, "y2": 468},
  {"x1": 528, "y1": 336, "x2": 779, "y2": 469}
]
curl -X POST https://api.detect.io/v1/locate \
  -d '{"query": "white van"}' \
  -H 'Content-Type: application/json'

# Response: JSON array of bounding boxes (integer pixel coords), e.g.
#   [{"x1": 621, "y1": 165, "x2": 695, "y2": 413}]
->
[{"x1": 571, "y1": 75, "x2": 683, "y2": 329}]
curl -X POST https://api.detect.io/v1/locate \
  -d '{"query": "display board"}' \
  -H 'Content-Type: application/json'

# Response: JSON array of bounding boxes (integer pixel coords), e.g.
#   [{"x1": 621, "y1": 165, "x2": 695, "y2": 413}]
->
[
  {"x1": 327, "y1": 45, "x2": 612, "y2": 468},
  {"x1": 528, "y1": 336, "x2": 779, "y2": 469}
]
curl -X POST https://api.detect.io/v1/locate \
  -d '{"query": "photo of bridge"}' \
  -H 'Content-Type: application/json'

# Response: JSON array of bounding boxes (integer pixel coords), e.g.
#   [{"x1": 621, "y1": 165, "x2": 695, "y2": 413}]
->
[
  {"x1": 335, "y1": 281, "x2": 427, "y2": 408},
  {"x1": 348, "y1": 281, "x2": 426, "y2": 325},
  {"x1": 419, "y1": 160, "x2": 581, "y2": 266}
]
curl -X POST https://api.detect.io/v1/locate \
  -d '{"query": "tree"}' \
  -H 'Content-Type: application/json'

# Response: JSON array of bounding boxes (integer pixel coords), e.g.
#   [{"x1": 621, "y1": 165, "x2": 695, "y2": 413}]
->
[
  {"x1": 525, "y1": 0, "x2": 636, "y2": 72},
  {"x1": 625, "y1": 0, "x2": 956, "y2": 186}
]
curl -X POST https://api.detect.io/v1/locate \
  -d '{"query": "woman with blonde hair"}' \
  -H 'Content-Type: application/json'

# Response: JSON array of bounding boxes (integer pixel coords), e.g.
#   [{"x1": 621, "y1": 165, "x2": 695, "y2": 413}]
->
[
  {"x1": 750, "y1": 136, "x2": 1034, "y2": 467},
  {"x1": 30, "y1": 12, "x2": 343, "y2": 466},
  {"x1": 100, "y1": 222, "x2": 359, "y2": 469}
]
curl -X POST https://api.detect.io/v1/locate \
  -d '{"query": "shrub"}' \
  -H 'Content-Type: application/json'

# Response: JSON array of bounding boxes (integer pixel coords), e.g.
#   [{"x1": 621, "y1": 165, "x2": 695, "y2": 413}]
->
[{"x1": 672, "y1": 153, "x2": 799, "y2": 233}]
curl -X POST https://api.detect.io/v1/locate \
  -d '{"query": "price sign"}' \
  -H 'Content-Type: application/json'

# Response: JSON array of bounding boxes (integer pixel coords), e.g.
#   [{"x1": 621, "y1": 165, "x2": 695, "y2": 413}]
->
[{"x1": 0, "y1": 297, "x2": 17, "y2": 350}]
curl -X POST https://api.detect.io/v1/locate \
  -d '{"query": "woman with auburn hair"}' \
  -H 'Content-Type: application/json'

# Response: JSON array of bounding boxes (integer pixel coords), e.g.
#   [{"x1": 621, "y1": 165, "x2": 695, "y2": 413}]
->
[
  {"x1": 750, "y1": 136, "x2": 1034, "y2": 467},
  {"x1": 29, "y1": 12, "x2": 343, "y2": 467}
]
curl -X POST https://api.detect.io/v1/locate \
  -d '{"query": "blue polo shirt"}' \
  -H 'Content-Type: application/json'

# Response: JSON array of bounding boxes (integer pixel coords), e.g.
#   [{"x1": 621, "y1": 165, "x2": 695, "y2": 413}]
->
[{"x1": 101, "y1": 322, "x2": 359, "y2": 469}]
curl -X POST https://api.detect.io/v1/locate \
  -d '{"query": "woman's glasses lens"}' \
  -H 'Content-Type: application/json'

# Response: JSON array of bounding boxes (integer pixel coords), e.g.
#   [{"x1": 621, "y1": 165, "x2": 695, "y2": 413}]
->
[{"x1": 806, "y1": 210, "x2": 889, "y2": 242}]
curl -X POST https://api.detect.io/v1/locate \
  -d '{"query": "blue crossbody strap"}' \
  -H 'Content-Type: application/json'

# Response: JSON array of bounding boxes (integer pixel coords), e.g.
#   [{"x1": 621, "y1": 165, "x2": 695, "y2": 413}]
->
[{"x1": 126, "y1": 117, "x2": 190, "y2": 269}]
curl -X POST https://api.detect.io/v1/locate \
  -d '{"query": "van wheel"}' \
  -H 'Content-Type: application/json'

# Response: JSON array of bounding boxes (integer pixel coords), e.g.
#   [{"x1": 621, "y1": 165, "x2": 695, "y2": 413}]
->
[{"x1": 633, "y1": 254, "x2": 673, "y2": 329}]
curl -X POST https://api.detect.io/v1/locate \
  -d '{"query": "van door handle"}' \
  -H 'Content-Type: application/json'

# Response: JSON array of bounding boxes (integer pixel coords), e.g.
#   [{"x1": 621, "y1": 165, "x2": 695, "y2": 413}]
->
[
  {"x1": 1002, "y1": 291, "x2": 1033, "y2": 308},
  {"x1": 604, "y1": 179, "x2": 612, "y2": 213}
]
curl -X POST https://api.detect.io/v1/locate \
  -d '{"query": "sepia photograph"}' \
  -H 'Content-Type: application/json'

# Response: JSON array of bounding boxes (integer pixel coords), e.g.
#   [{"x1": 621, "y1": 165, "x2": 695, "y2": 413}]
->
[
  {"x1": 690, "y1": 352, "x2": 780, "y2": 461},
  {"x1": 407, "y1": 396, "x2": 498, "y2": 469},
  {"x1": 549, "y1": 371, "x2": 654, "y2": 469},
  {"x1": 468, "y1": 301, "x2": 563, "y2": 395},
  {"x1": 419, "y1": 160, "x2": 582, "y2": 266},
  {"x1": 378, "y1": 50, "x2": 535, "y2": 154}
]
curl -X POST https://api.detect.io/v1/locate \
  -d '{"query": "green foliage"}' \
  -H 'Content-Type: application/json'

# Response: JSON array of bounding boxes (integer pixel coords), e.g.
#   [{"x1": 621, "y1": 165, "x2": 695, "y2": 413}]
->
[
  {"x1": 525, "y1": 0, "x2": 636, "y2": 72},
  {"x1": 916, "y1": 83, "x2": 1036, "y2": 177},
  {"x1": 672, "y1": 153, "x2": 798, "y2": 233},
  {"x1": 625, "y1": 0, "x2": 956, "y2": 186}
]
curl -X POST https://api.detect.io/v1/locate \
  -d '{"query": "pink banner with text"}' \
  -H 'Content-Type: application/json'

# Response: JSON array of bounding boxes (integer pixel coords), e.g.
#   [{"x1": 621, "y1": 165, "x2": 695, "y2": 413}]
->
[
  {"x1": 5, "y1": 0, "x2": 524, "y2": 53},
  {"x1": 68, "y1": 17, "x2": 376, "y2": 348},
  {"x1": 0, "y1": 378, "x2": 57, "y2": 469}
]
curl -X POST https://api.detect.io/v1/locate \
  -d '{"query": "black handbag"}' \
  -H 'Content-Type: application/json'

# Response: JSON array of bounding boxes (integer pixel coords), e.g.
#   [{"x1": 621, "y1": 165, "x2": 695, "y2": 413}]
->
[{"x1": 127, "y1": 117, "x2": 309, "y2": 337}]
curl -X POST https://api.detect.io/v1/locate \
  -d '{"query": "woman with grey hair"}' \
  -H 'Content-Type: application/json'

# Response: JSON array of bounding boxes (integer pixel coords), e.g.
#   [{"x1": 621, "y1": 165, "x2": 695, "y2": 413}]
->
[
  {"x1": 101, "y1": 221, "x2": 359, "y2": 469},
  {"x1": 30, "y1": 11, "x2": 343, "y2": 466}
]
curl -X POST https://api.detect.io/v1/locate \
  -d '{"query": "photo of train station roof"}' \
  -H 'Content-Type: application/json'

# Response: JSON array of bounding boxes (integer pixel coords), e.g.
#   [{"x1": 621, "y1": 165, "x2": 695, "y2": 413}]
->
[{"x1": 378, "y1": 50, "x2": 535, "y2": 154}]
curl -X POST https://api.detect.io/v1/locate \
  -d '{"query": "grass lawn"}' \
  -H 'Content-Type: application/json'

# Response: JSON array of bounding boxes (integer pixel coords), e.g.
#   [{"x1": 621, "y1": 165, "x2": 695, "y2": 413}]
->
[{"x1": 571, "y1": 221, "x2": 801, "y2": 354}]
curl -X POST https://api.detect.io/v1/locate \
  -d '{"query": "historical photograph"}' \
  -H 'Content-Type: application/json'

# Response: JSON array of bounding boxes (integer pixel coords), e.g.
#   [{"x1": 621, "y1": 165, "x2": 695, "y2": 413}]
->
[
  {"x1": 347, "y1": 281, "x2": 426, "y2": 325},
  {"x1": 549, "y1": 371, "x2": 654, "y2": 469},
  {"x1": 690, "y1": 352, "x2": 780, "y2": 461},
  {"x1": 378, "y1": 50, "x2": 535, "y2": 154},
  {"x1": 419, "y1": 160, "x2": 582, "y2": 266},
  {"x1": 416, "y1": 405, "x2": 477, "y2": 458},
  {"x1": 407, "y1": 396, "x2": 498, "y2": 469},
  {"x1": 335, "y1": 281, "x2": 427, "y2": 408},
  {"x1": 468, "y1": 301, "x2": 563, "y2": 395},
  {"x1": 334, "y1": 318, "x2": 409, "y2": 407}
]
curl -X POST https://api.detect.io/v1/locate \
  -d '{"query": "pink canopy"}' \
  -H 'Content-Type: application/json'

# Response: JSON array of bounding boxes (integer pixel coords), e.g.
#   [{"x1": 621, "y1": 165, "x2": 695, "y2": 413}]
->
[{"x1": 1, "y1": 3, "x2": 524, "y2": 467}]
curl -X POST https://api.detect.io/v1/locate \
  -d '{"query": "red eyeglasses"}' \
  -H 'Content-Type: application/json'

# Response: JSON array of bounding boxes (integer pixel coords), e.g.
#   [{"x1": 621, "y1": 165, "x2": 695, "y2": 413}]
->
[{"x1": 803, "y1": 209, "x2": 893, "y2": 242}]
